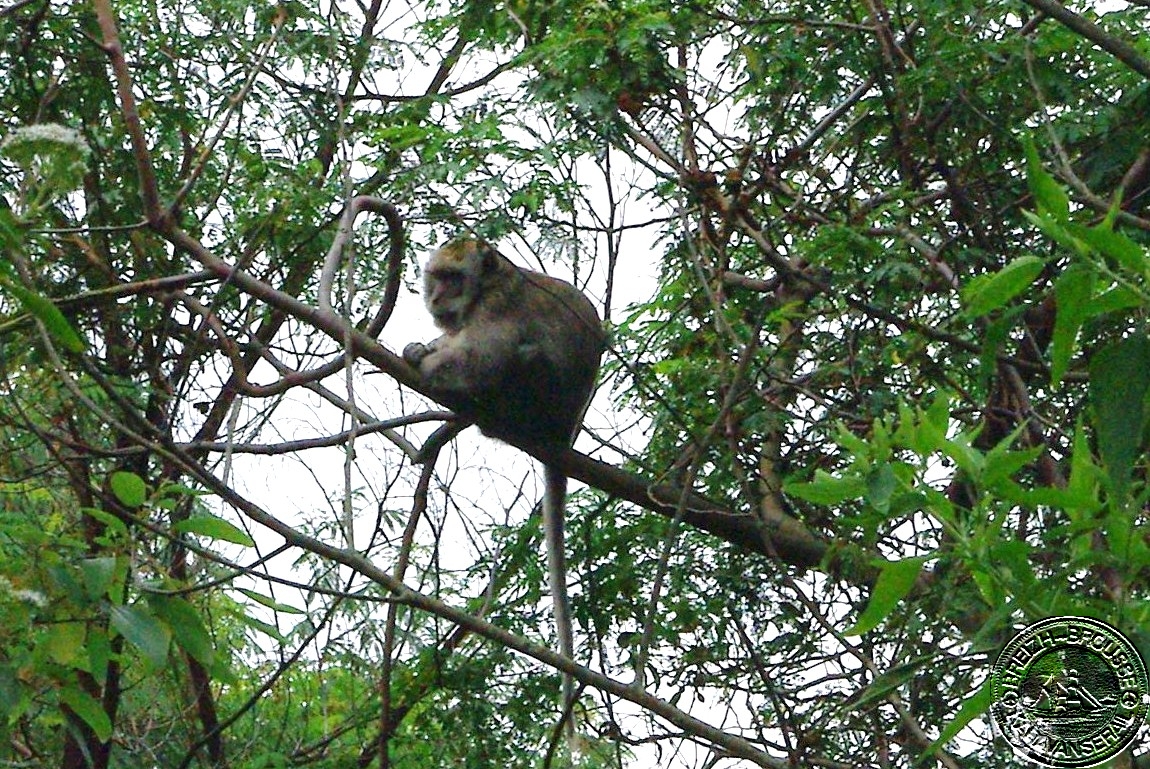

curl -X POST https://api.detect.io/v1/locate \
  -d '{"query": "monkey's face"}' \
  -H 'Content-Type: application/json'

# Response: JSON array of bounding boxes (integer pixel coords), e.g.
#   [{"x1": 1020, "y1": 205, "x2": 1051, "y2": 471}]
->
[{"x1": 423, "y1": 244, "x2": 481, "y2": 333}]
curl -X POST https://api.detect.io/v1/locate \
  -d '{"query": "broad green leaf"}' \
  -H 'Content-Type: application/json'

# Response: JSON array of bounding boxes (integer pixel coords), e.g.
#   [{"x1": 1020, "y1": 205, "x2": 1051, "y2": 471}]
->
[
  {"x1": 783, "y1": 471, "x2": 867, "y2": 505},
  {"x1": 832, "y1": 422, "x2": 871, "y2": 458},
  {"x1": 962, "y1": 256, "x2": 1045, "y2": 318},
  {"x1": 235, "y1": 612, "x2": 287, "y2": 642},
  {"x1": 45, "y1": 622, "x2": 87, "y2": 667},
  {"x1": 1051, "y1": 266, "x2": 1095, "y2": 383},
  {"x1": 0, "y1": 208, "x2": 21, "y2": 250},
  {"x1": 173, "y1": 515, "x2": 255, "y2": 547},
  {"x1": 845, "y1": 556, "x2": 928, "y2": 636},
  {"x1": 970, "y1": 568, "x2": 1002, "y2": 607},
  {"x1": 990, "y1": 540, "x2": 1036, "y2": 587},
  {"x1": 1023, "y1": 137, "x2": 1069, "y2": 220},
  {"x1": 110, "y1": 604, "x2": 171, "y2": 667},
  {"x1": 156, "y1": 482, "x2": 203, "y2": 498},
  {"x1": 1065, "y1": 420, "x2": 1103, "y2": 524},
  {"x1": 927, "y1": 681, "x2": 991, "y2": 754},
  {"x1": 109, "y1": 471, "x2": 147, "y2": 507},
  {"x1": 983, "y1": 446, "x2": 1043, "y2": 488},
  {"x1": 59, "y1": 686, "x2": 113, "y2": 742},
  {"x1": 87, "y1": 630, "x2": 112, "y2": 687},
  {"x1": 918, "y1": 394, "x2": 954, "y2": 452},
  {"x1": 47, "y1": 563, "x2": 85, "y2": 606},
  {"x1": 940, "y1": 432, "x2": 984, "y2": 478},
  {"x1": 865, "y1": 464, "x2": 898, "y2": 513},
  {"x1": 0, "y1": 277, "x2": 86, "y2": 352},
  {"x1": 1089, "y1": 335, "x2": 1150, "y2": 501},
  {"x1": 237, "y1": 588, "x2": 305, "y2": 614},
  {"x1": 149, "y1": 596, "x2": 214, "y2": 666},
  {"x1": 79, "y1": 557, "x2": 117, "y2": 601}
]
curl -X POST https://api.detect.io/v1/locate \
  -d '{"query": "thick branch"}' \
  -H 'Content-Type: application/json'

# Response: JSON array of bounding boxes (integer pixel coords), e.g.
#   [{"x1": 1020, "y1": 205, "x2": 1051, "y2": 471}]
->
[
  {"x1": 532, "y1": 445, "x2": 828, "y2": 570},
  {"x1": 1020, "y1": 0, "x2": 1150, "y2": 81}
]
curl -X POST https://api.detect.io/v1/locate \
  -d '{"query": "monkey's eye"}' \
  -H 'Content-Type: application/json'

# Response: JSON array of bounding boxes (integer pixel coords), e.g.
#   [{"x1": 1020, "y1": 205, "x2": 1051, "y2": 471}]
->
[{"x1": 431, "y1": 270, "x2": 465, "y2": 302}]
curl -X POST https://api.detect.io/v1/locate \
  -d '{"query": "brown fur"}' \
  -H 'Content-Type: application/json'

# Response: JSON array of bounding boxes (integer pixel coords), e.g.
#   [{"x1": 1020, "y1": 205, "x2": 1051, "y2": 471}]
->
[{"x1": 404, "y1": 239, "x2": 605, "y2": 446}]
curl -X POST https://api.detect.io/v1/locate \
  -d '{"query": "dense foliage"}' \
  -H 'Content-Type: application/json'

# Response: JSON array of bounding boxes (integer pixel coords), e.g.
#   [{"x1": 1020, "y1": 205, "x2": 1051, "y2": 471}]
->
[{"x1": 1, "y1": 0, "x2": 1148, "y2": 766}]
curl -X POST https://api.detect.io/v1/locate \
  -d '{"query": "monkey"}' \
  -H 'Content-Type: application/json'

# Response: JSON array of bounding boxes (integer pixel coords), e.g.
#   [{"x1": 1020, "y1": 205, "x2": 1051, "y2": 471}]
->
[{"x1": 402, "y1": 239, "x2": 606, "y2": 733}]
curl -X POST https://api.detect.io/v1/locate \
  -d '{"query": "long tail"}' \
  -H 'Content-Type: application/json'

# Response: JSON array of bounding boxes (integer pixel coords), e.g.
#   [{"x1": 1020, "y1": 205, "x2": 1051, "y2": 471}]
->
[{"x1": 543, "y1": 464, "x2": 574, "y2": 733}]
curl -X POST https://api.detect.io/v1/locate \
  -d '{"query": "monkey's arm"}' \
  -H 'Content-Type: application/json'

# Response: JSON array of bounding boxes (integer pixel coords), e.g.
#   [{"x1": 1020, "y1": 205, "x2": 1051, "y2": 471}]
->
[{"x1": 403, "y1": 325, "x2": 522, "y2": 396}]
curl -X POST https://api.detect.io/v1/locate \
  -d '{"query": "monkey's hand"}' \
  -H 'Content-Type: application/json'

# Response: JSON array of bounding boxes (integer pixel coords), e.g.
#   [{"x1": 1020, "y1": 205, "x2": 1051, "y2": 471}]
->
[
  {"x1": 403, "y1": 339, "x2": 471, "y2": 394},
  {"x1": 402, "y1": 339, "x2": 475, "y2": 428},
  {"x1": 402, "y1": 341, "x2": 434, "y2": 367}
]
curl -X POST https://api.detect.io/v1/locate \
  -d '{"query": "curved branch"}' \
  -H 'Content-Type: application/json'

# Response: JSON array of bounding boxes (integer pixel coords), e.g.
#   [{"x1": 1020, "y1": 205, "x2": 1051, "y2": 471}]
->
[{"x1": 318, "y1": 196, "x2": 405, "y2": 333}]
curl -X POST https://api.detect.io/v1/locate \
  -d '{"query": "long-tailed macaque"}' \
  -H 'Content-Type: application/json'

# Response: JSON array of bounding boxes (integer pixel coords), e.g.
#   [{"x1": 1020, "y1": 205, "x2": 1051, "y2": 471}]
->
[{"x1": 403, "y1": 239, "x2": 605, "y2": 731}]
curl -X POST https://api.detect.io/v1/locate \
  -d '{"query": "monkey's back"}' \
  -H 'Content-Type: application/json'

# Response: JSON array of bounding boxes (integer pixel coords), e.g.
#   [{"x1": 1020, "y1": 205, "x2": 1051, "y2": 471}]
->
[{"x1": 475, "y1": 266, "x2": 605, "y2": 447}]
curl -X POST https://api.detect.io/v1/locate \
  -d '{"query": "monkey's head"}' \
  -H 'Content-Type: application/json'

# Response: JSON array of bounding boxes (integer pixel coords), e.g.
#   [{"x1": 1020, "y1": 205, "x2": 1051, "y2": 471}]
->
[{"x1": 423, "y1": 240, "x2": 492, "y2": 332}]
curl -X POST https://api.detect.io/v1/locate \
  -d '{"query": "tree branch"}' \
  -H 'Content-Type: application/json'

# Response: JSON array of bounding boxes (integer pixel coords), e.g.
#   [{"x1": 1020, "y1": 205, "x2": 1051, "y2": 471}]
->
[{"x1": 1020, "y1": 0, "x2": 1150, "y2": 81}]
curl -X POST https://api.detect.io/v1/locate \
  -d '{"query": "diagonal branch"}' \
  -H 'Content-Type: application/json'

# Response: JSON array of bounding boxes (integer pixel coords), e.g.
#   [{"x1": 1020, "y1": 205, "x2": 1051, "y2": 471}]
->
[{"x1": 1020, "y1": 0, "x2": 1150, "y2": 81}]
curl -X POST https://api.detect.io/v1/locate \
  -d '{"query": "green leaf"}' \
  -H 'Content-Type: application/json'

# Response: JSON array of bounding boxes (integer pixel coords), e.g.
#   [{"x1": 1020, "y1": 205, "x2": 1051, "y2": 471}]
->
[
  {"x1": 926, "y1": 681, "x2": 991, "y2": 754},
  {"x1": 990, "y1": 540, "x2": 1036, "y2": 587},
  {"x1": 0, "y1": 277, "x2": 87, "y2": 352},
  {"x1": 81, "y1": 507, "x2": 128, "y2": 538},
  {"x1": 961, "y1": 256, "x2": 1045, "y2": 318},
  {"x1": 940, "y1": 431, "x2": 984, "y2": 478},
  {"x1": 847, "y1": 654, "x2": 933, "y2": 710},
  {"x1": 983, "y1": 445, "x2": 1043, "y2": 488},
  {"x1": 1090, "y1": 285, "x2": 1142, "y2": 316},
  {"x1": 79, "y1": 557, "x2": 118, "y2": 601},
  {"x1": 59, "y1": 686, "x2": 113, "y2": 742},
  {"x1": 87, "y1": 630, "x2": 112, "y2": 687},
  {"x1": 149, "y1": 596, "x2": 214, "y2": 666},
  {"x1": 1089, "y1": 335, "x2": 1150, "y2": 500},
  {"x1": 173, "y1": 514, "x2": 255, "y2": 547},
  {"x1": 1068, "y1": 221, "x2": 1148, "y2": 274},
  {"x1": 235, "y1": 612, "x2": 287, "y2": 643},
  {"x1": 45, "y1": 622, "x2": 87, "y2": 667},
  {"x1": 1050, "y1": 266, "x2": 1095, "y2": 384},
  {"x1": 1024, "y1": 210, "x2": 1087, "y2": 256},
  {"x1": 1066, "y1": 419, "x2": 1102, "y2": 512},
  {"x1": 1023, "y1": 137, "x2": 1069, "y2": 220},
  {"x1": 0, "y1": 208, "x2": 22, "y2": 250},
  {"x1": 109, "y1": 471, "x2": 147, "y2": 507},
  {"x1": 845, "y1": 556, "x2": 928, "y2": 636},
  {"x1": 237, "y1": 588, "x2": 305, "y2": 615},
  {"x1": 110, "y1": 604, "x2": 171, "y2": 667},
  {"x1": 905, "y1": 394, "x2": 954, "y2": 455},
  {"x1": 865, "y1": 464, "x2": 898, "y2": 513},
  {"x1": 783, "y1": 471, "x2": 867, "y2": 505}
]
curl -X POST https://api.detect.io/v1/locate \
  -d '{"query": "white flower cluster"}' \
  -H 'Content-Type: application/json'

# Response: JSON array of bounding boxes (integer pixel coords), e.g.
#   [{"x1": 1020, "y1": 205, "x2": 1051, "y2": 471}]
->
[
  {"x1": 0, "y1": 123, "x2": 91, "y2": 203},
  {"x1": 1, "y1": 123, "x2": 88, "y2": 153}
]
